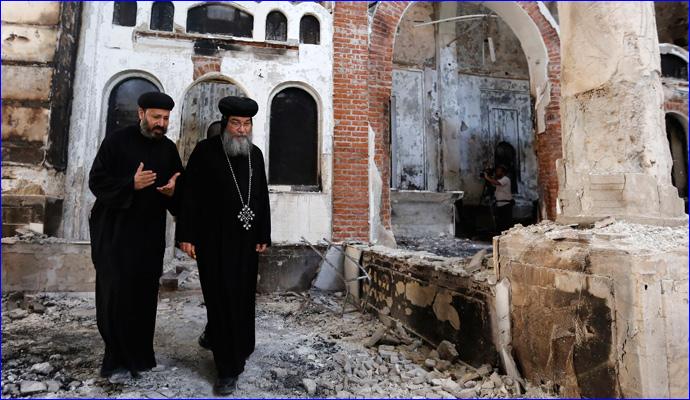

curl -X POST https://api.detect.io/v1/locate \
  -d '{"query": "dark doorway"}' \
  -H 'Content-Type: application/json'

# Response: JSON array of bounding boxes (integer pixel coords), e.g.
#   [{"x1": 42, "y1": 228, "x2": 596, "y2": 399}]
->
[
  {"x1": 106, "y1": 77, "x2": 159, "y2": 137},
  {"x1": 269, "y1": 88, "x2": 318, "y2": 186},
  {"x1": 494, "y1": 141, "x2": 518, "y2": 193},
  {"x1": 186, "y1": 4, "x2": 253, "y2": 38},
  {"x1": 666, "y1": 114, "x2": 688, "y2": 211}
]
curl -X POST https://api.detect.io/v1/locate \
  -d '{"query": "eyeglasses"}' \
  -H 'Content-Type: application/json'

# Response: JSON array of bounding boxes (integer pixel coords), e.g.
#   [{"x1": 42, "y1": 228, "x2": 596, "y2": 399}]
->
[{"x1": 228, "y1": 120, "x2": 253, "y2": 129}]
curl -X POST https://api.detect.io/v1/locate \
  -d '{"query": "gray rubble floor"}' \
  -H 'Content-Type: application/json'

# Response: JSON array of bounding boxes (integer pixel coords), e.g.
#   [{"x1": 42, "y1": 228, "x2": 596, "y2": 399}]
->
[{"x1": 2, "y1": 288, "x2": 555, "y2": 399}]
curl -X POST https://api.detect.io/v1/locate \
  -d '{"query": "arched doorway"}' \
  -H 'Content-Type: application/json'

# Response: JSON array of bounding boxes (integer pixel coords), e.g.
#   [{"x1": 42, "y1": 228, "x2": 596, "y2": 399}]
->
[
  {"x1": 179, "y1": 79, "x2": 246, "y2": 165},
  {"x1": 388, "y1": 2, "x2": 542, "y2": 240},
  {"x1": 355, "y1": 1, "x2": 561, "y2": 244}
]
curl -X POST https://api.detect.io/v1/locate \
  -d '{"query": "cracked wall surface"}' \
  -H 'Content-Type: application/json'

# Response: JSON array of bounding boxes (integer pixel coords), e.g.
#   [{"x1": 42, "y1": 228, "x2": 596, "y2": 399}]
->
[{"x1": 497, "y1": 221, "x2": 689, "y2": 398}]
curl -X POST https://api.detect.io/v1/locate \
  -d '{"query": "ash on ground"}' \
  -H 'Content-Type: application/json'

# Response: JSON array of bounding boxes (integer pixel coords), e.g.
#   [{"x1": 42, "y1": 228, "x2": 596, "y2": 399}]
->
[
  {"x1": 2, "y1": 289, "x2": 554, "y2": 399},
  {"x1": 395, "y1": 235, "x2": 492, "y2": 258}
]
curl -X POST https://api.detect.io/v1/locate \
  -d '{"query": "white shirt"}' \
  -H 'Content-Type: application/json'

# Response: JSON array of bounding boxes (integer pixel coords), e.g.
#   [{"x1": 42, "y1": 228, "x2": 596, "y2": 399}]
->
[{"x1": 494, "y1": 176, "x2": 512, "y2": 203}]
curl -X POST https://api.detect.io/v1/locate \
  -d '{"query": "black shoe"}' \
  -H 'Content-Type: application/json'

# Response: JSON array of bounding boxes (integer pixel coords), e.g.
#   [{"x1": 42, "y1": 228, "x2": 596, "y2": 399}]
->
[
  {"x1": 214, "y1": 376, "x2": 238, "y2": 395},
  {"x1": 198, "y1": 330, "x2": 211, "y2": 350}
]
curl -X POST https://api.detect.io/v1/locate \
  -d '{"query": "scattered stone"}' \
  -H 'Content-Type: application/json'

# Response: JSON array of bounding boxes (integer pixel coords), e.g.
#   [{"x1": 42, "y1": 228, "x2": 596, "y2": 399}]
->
[
  {"x1": 467, "y1": 249, "x2": 488, "y2": 272},
  {"x1": 428, "y1": 349, "x2": 440, "y2": 360},
  {"x1": 461, "y1": 371, "x2": 480, "y2": 383},
  {"x1": 457, "y1": 388, "x2": 478, "y2": 398},
  {"x1": 464, "y1": 380, "x2": 477, "y2": 388},
  {"x1": 20, "y1": 381, "x2": 47, "y2": 394},
  {"x1": 336, "y1": 390, "x2": 353, "y2": 398},
  {"x1": 481, "y1": 380, "x2": 495, "y2": 389},
  {"x1": 302, "y1": 378, "x2": 317, "y2": 396},
  {"x1": 271, "y1": 367, "x2": 288, "y2": 379},
  {"x1": 30, "y1": 362, "x2": 54, "y2": 375},
  {"x1": 45, "y1": 380, "x2": 61, "y2": 392},
  {"x1": 364, "y1": 326, "x2": 387, "y2": 347},
  {"x1": 424, "y1": 358, "x2": 436, "y2": 369},
  {"x1": 476, "y1": 364, "x2": 492, "y2": 376},
  {"x1": 151, "y1": 365, "x2": 166, "y2": 372},
  {"x1": 68, "y1": 381, "x2": 81, "y2": 390},
  {"x1": 436, "y1": 340, "x2": 459, "y2": 361},
  {"x1": 594, "y1": 216, "x2": 616, "y2": 229},
  {"x1": 435, "y1": 359, "x2": 451, "y2": 371},
  {"x1": 8, "y1": 309, "x2": 29, "y2": 320},
  {"x1": 489, "y1": 371, "x2": 503, "y2": 387}
]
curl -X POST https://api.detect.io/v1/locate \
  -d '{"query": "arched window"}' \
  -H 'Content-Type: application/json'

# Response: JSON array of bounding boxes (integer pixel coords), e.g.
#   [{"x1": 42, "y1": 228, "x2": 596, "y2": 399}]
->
[
  {"x1": 666, "y1": 114, "x2": 688, "y2": 200},
  {"x1": 113, "y1": 2, "x2": 137, "y2": 27},
  {"x1": 151, "y1": 1, "x2": 174, "y2": 32},
  {"x1": 266, "y1": 11, "x2": 287, "y2": 42},
  {"x1": 186, "y1": 4, "x2": 253, "y2": 38},
  {"x1": 299, "y1": 15, "x2": 320, "y2": 44},
  {"x1": 270, "y1": 88, "x2": 318, "y2": 186},
  {"x1": 106, "y1": 78, "x2": 159, "y2": 136},
  {"x1": 661, "y1": 54, "x2": 688, "y2": 80}
]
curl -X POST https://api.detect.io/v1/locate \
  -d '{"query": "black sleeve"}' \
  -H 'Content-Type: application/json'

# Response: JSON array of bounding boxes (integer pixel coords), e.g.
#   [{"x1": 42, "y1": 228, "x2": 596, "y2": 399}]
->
[
  {"x1": 255, "y1": 148, "x2": 272, "y2": 246},
  {"x1": 163, "y1": 142, "x2": 185, "y2": 216},
  {"x1": 88, "y1": 136, "x2": 134, "y2": 209},
  {"x1": 175, "y1": 142, "x2": 203, "y2": 244}
]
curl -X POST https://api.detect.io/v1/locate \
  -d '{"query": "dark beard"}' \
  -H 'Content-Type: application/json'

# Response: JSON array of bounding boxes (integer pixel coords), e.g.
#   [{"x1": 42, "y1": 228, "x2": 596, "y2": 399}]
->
[
  {"x1": 222, "y1": 132, "x2": 252, "y2": 157},
  {"x1": 140, "y1": 120, "x2": 166, "y2": 140}
]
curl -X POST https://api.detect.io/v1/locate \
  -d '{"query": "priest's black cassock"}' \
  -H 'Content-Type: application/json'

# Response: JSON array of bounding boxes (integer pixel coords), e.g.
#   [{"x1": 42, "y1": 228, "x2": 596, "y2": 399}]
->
[
  {"x1": 89, "y1": 125, "x2": 183, "y2": 376},
  {"x1": 176, "y1": 135, "x2": 271, "y2": 378}
]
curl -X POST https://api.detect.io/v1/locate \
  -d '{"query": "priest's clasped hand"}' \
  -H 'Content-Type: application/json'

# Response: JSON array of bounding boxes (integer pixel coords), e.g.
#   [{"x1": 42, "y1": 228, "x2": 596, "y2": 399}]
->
[
  {"x1": 134, "y1": 162, "x2": 157, "y2": 190},
  {"x1": 157, "y1": 172, "x2": 180, "y2": 197}
]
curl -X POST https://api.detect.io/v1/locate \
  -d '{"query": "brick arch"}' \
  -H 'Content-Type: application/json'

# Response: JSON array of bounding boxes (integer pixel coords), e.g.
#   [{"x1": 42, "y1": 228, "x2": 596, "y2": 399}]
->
[{"x1": 367, "y1": 1, "x2": 563, "y2": 231}]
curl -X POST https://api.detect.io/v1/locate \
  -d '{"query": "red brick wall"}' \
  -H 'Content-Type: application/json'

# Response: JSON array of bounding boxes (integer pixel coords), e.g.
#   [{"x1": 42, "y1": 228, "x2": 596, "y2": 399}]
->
[
  {"x1": 366, "y1": 1, "x2": 563, "y2": 224},
  {"x1": 192, "y1": 56, "x2": 221, "y2": 80},
  {"x1": 332, "y1": 1, "x2": 370, "y2": 241}
]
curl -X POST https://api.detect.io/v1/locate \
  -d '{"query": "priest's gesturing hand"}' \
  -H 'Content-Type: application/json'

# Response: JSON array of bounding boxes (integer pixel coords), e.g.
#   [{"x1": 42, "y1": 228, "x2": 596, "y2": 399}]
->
[
  {"x1": 134, "y1": 162, "x2": 157, "y2": 190},
  {"x1": 157, "y1": 172, "x2": 180, "y2": 197}
]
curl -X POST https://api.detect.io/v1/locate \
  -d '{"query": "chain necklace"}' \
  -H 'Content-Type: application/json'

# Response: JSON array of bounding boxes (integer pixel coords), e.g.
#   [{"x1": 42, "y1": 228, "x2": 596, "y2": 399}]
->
[{"x1": 223, "y1": 150, "x2": 254, "y2": 230}]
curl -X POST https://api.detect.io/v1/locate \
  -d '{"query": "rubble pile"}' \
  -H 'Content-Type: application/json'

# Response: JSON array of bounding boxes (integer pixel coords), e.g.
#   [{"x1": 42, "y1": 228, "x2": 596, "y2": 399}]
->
[
  {"x1": 2, "y1": 290, "x2": 555, "y2": 398},
  {"x1": 1, "y1": 228, "x2": 66, "y2": 245},
  {"x1": 395, "y1": 235, "x2": 492, "y2": 258}
]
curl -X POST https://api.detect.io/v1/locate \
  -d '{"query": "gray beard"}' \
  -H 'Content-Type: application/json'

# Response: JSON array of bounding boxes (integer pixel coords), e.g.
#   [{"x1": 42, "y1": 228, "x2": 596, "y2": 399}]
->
[
  {"x1": 222, "y1": 132, "x2": 252, "y2": 157},
  {"x1": 140, "y1": 120, "x2": 165, "y2": 140}
]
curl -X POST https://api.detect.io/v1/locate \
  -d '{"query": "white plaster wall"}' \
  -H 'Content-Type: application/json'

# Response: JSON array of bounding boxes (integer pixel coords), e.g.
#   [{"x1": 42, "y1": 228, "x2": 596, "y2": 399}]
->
[{"x1": 62, "y1": 1, "x2": 333, "y2": 243}]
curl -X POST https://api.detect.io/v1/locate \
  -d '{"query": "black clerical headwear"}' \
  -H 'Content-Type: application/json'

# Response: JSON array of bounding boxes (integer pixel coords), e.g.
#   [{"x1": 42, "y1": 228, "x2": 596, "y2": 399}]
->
[
  {"x1": 218, "y1": 96, "x2": 258, "y2": 118},
  {"x1": 137, "y1": 92, "x2": 175, "y2": 110}
]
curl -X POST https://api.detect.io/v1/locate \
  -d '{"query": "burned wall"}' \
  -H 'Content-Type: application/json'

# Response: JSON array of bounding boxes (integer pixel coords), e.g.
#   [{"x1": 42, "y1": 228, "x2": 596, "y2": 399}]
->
[
  {"x1": 498, "y1": 221, "x2": 689, "y2": 398},
  {"x1": 1, "y1": 1, "x2": 81, "y2": 237},
  {"x1": 360, "y1": 247, "x2": 497, "y2": 367}
]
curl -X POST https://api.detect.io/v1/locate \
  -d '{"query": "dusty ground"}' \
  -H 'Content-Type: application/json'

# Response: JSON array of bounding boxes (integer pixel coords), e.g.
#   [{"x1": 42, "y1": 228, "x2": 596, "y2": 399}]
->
[{"x1": 2, "y1": 268, "x2": 555, "y2": 399}]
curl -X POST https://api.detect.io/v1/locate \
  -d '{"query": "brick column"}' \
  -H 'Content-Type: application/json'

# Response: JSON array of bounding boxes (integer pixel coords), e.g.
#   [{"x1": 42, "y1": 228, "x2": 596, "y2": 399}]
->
[{"x1": 332, "y1": 1, "x2": 370, "y2": 241}]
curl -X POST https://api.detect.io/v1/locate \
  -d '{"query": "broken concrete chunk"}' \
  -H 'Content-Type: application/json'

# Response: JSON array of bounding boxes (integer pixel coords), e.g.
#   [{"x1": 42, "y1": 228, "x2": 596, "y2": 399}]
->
[
  {"x1": 489, "y1": 371, "x2": 503, "y2": 387},
  {"x1": 364, "y1": 326, "x2": 387, "y2": 347},
  {"x1": 467, "y1": 249, "x2": 488, "y2": 272},
  {"x1": 8, "y1": 309, "x2": 29, "y2": 320},
  {"x1": 30, "y1": 362, "x2": 54, "y2": 375},
  {"x1": 436, "y1": 340, "x2": 458, "y2": 361},
  {"x1": 424, "y1": 358, "x2": 436, "y2": 369},
  {"x1": 481, "y1": 380, "x2": 495, "y2": 389},
  {"x1": 428, "y1": 349, "x2": 440, "y2": 360},
  {"x1": 302, "y1": 378, "x2": 317, "y2": 396},
  {"x1": 435, "y1": 359, "x2": 451, "y2": 372},
  {"x1": 45, "y1": 380, "x2": 60, "y2": 392},
  {"x1": 476, "y1": 363, "x2": 492, "y2": 376},
  {"x1": 20, "y1": 381, "x2": 47, "y2": 394},
  {"x1": 594, "y1": 216, "x2": 616, "y2": 229}
]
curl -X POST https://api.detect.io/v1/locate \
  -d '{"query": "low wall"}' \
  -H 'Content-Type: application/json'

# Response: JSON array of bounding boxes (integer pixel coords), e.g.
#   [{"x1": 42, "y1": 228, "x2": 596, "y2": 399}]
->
[
  {"x1": 358, "y1": 245, "x2": 498, "y2": 367},
  {"x1": 497, "y1": 221, "x2": 689, "y2": 398}
]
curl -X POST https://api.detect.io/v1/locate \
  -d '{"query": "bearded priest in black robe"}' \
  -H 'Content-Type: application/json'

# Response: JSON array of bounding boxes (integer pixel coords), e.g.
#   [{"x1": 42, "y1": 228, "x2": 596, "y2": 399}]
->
[
  {"x1": 89, "y1": 92, "x2": 183, "y2": 383},
  {"x1": 177, "y1": 96, "x2": 271, "y2": 395}
]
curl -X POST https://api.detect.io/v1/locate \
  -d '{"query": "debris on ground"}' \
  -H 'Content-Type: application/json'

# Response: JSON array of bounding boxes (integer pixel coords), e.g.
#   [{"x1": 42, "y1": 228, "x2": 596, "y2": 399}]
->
[
  {"x1": 2, "y1": 288, "x2": 555, "y2": 399},
  {"x1": 395, "y1": 235, "x2": 492, "y2": 258}
]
